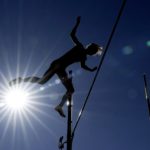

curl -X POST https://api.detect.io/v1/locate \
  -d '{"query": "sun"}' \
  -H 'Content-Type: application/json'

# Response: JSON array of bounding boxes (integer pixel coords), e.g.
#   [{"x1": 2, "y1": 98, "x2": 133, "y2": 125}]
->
[
  {"x1": 0, "y1": 80, "x2": 57, "y2": 139},
  {"x1": 4, "y1": 87, "x2": 29, "y2": 111}
]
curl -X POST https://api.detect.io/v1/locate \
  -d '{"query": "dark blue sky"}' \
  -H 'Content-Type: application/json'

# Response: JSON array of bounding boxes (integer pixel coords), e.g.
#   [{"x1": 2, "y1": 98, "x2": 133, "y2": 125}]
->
[{"x1": 0, "y1": 0, "x2": 150, "y2": 150}]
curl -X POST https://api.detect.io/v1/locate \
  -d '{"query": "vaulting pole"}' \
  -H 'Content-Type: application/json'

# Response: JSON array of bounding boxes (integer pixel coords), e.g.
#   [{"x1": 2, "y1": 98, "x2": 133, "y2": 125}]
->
[{"x1": 143, "y1": 74, "x2": 150, "y2": 119}]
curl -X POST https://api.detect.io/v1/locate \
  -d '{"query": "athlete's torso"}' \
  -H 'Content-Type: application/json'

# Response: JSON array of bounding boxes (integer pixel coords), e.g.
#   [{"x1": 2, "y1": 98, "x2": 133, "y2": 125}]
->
[{"x1": 55, "y1": 44, "x2": 87, "y2": 68}]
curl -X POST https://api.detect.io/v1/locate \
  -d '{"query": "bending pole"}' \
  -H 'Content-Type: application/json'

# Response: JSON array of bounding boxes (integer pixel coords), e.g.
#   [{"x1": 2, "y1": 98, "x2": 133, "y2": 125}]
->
[
  {"x1": 72, "y1": 0, "x2": 127, "y2": 140},
  {"x1": 143, "y1": 74, "x2": 150, "y2": 119}
]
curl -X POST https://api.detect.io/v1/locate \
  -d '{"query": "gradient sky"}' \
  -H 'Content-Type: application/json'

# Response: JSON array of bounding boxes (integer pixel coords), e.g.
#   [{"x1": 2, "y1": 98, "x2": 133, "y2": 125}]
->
[{"x1": 0, "y1": 0, "x2": 150, "y2": 150}]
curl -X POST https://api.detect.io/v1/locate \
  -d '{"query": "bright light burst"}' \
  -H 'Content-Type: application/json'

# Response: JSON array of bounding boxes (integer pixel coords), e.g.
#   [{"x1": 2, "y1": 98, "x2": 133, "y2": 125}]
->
[
  {"x1": 0, "y1": 79, "x2": 58, "y2": 143},
  {"x1": 4, "y1": 87, "x2": 29, "y2": 111}
]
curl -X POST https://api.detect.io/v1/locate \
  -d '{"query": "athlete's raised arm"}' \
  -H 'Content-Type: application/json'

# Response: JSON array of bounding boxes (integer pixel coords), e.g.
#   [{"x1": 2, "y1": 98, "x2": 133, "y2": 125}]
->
[{"x1": 70, "y1": 16, "x2": 82, "y2": 45}]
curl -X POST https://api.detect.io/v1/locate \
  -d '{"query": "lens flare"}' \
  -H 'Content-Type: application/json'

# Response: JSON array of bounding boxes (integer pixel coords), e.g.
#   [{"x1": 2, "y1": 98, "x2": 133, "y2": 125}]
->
[
  {"x1": 146, "y1": 40, "x2": 150, "y2": 47},
  {"x1": 122, "y1": 46, "x2": 133, "y2": 55}
]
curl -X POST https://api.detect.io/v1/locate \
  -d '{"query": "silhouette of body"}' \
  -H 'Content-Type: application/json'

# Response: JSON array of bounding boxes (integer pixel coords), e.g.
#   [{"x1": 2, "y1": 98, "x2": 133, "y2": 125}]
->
[{"x1": 9, "y1": 16, "x2": 103, "y2": 117}]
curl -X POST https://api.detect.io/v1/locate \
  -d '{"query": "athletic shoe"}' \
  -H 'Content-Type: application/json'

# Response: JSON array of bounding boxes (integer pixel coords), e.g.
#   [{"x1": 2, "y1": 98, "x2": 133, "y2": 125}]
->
[{"x1": 55, "y1": 105, "x2": 66, "y2": 118}]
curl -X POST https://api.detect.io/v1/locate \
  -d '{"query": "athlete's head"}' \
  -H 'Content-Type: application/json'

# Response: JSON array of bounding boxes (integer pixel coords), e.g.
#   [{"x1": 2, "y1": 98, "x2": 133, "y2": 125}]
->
[{"x1": 86, "y1": 43, "x2": 103, "y2": 56}]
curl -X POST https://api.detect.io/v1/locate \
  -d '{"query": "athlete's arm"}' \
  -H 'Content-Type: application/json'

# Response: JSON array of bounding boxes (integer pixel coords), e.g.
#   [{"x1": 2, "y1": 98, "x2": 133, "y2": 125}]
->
[
  {"x1": 70, "y1": 16, "x2": 82, "y2": 45},
  {"x1": 80, "y1": 60, "x2": 97, "y2": 72}
]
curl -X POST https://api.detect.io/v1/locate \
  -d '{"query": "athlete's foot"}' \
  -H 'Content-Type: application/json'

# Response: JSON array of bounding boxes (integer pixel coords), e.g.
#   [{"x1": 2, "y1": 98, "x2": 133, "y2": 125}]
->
[
  {"x1": 9, "y1": 77, "x2": 23, "y2": 86},
  {"x1": 55, "y1": 105, "x2": 66, "y2": 118}
]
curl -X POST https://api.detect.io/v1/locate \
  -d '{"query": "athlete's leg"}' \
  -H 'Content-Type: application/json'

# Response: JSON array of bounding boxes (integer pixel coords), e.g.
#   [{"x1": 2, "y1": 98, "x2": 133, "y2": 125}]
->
[
  {"x1": 55, "y1": 69, "x2": 75, "y2": 117},
  {"x1": 9, "y1": 76, "x2": 42, "y2": 86},
  {"x1": 9, "y1": 77, "x2": 23, "y2": 86},
  {"x1": 58, "y1": 70, "x2": 74, "y2": 106},
  {"x1": 9, "y1": 61, "x2": 59, "y2": 86},
  {"x1": 23, "y1": 65, "x2": 56, "y2": 84},
  {"x1": 38, "y1": 61, "x2": 59, "y2": 84}
]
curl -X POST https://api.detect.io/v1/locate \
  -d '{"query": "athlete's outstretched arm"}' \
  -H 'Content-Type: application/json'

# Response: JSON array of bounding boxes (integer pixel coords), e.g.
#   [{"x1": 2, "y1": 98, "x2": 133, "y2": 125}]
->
[
  {"x1": 80, "y1": 60, "x2": 97, "y2": 72},
  {"x1": 70, "y1": 16, "x2": 81, "y2": 45}
]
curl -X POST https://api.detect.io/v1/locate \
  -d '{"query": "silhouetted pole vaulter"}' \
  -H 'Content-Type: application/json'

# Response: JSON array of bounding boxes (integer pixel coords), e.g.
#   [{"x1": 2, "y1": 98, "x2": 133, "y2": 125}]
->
[
  {"x1": 143, "y1": 74, "x2": 150, "y2": 119},
  {"x1": 9, "y1": 16, "x2": 103, "y2": 118}
]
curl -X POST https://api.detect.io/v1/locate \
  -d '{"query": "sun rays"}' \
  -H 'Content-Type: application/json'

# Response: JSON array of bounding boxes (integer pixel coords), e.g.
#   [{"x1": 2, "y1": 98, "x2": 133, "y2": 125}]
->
[
  {"x1": 3, "y1": 86, "x2": 29, "y2": 111},
  {"x1": 0, "y1": 69, "x2": 60, "y2": 144}
]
